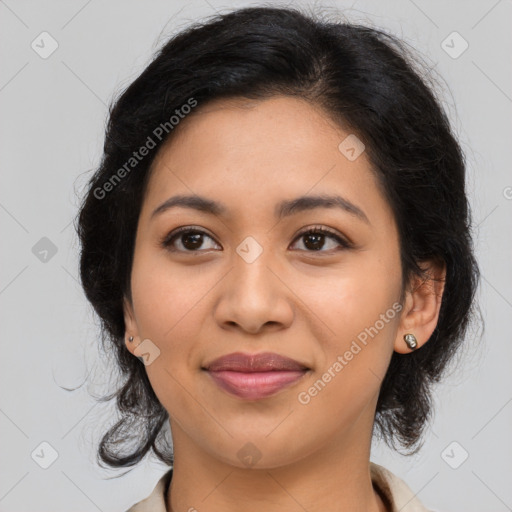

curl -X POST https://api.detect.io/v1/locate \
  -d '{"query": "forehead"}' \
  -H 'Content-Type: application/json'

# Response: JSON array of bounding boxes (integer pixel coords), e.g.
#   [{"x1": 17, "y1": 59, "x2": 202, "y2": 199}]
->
[
  {"x1": 141, "y1": 95, "x2": 392, "y2": 227},
  {"x1": 159, "y1": 95, "x2": 346, "y2": 160}
]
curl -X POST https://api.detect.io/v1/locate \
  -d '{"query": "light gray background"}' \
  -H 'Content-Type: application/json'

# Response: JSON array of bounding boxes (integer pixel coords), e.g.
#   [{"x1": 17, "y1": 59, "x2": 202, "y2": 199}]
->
[{"x1": 1, "y1": 0, "x2": 511, "y2": 511}]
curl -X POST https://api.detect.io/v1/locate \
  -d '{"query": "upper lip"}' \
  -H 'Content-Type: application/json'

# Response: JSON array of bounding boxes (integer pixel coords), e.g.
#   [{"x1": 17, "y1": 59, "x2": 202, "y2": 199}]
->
[{"x1": 204, "y1": 352, "x2": 309, "y2": 372}]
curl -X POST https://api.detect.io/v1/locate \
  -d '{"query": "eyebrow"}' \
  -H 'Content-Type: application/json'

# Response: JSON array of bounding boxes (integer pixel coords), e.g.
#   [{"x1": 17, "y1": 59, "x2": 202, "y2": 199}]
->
[{"x1": 151, "y1": 193, "x2": 370, "y2": 224}]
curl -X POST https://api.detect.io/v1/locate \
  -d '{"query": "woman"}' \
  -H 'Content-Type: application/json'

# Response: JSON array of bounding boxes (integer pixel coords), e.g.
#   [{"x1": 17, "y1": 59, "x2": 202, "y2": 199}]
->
[{"x1": 76, "y1": 6, "x2": 479, "y2": 511}]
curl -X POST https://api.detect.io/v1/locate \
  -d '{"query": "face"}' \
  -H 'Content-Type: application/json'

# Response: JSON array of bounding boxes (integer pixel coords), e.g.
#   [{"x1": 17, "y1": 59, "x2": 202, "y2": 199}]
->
[{"x1": 124, "y1": 95, "x2": 407, "y2": 469}]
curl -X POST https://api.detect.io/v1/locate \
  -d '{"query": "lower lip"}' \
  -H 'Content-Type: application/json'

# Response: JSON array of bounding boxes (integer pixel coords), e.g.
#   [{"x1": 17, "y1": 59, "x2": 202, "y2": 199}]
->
[{"x1": 206, "y1": 370, "x2": 307, "y2": 400}]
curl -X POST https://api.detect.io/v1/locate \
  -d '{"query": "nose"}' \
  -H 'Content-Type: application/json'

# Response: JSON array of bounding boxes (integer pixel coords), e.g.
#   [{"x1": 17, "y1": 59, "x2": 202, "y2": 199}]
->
[{"x1": 213, "y1": 246, "x2": 294, "y2": 335}]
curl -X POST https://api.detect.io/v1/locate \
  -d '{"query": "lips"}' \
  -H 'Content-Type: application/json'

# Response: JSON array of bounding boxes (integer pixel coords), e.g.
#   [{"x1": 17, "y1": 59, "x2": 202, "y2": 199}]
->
[
  {"x1": 205, "y1": 352, "x2": 308, "y2": 372},
  {"x1": 203, "y1": 352, "x2": 309, "y2": 400}
]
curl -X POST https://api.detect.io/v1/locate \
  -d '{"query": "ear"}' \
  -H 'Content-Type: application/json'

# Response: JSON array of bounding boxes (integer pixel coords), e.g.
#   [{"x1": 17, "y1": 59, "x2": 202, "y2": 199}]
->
[
  {"x1": 123, "y1": 296, "x2": 140, "y2": 355},
  {"x1": 394, "y1": 259, "x2": 446, "y2": 354}
]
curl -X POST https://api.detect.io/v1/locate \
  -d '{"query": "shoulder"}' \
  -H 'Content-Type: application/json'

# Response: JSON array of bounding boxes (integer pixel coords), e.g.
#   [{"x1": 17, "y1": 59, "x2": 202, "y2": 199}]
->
[
  {"x1": 370, "y1": 462, "x2": 436, "y2": 512},
  {"x1": 125, "y1": 469, "x2": 172, "y2": 512}
]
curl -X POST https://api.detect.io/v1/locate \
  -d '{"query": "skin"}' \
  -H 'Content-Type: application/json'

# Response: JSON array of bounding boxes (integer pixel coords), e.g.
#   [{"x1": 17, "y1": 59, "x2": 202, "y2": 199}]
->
[{"x1": 123, "y1": 95, "x2": 445, "y2": 512}]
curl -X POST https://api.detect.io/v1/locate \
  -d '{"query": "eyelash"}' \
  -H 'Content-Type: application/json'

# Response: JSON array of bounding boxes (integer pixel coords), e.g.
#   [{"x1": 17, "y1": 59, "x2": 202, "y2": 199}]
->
[{"x1": 160, "y1": 225, "x2": 352, "y2": 254}]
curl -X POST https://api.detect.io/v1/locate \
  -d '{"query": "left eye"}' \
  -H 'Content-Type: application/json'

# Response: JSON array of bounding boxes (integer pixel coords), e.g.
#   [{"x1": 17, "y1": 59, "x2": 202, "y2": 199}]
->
[
  {"x1": 161, "y1": 226, "x2": 350, "y2": 253},
  {"x1": 290, "y1": 227, "x2": 350, "y2": 252}
]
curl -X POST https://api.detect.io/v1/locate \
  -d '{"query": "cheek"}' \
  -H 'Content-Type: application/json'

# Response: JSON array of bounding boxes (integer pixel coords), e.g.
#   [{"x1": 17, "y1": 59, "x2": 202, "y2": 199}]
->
[
  {"x1": 301, "y1": 254, "x2": 401, "y2": 343},
  {"x1": 293, "y1": 273, "x2": 400, "y2": 440},
  {"x1": 130, "y1": 245, "x2": 209, "y2": 340},
  {"x1": 299, "y1": 252, "x2": 401, "y2": 409},
  {"x1": 129, "y1": 252, "x2": 206, "y2": 415}
]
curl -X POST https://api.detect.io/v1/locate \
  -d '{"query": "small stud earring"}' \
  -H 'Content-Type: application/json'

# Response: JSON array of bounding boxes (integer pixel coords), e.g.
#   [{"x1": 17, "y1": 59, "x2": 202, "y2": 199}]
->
[
  {"x1": 404, "y1": 333, "x2": 418, "y2": 350},
  {"x1": 128, "y1": 336, "x2": 134, "y2": 342}
]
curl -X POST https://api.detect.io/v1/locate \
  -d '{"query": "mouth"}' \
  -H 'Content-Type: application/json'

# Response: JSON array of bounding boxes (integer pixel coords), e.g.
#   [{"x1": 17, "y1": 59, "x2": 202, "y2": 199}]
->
[{"x1": 202, "y1": 352, "x2": 310, "y2": 400}]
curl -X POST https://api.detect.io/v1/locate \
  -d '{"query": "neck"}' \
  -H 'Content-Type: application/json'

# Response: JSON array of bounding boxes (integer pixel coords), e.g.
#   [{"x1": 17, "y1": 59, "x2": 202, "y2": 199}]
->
[{"x1": 166, "y1": 409, "x2": 387, "y2": 512}]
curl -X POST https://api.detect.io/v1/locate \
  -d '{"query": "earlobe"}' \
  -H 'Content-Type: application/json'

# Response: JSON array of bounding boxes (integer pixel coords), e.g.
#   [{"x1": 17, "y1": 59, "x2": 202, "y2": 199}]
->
[{"x1": 394, "y1": 261, "x2": 446, "y2": 354}]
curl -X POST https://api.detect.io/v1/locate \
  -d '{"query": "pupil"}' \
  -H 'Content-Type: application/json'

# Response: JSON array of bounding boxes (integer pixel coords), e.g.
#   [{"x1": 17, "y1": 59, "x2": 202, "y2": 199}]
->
[
  {"x1": 183, "y1": 233, "x2": 203, "y2": 249},
  {"x1": 305, "y1": 233, "x2": 324, "y2": 251}
]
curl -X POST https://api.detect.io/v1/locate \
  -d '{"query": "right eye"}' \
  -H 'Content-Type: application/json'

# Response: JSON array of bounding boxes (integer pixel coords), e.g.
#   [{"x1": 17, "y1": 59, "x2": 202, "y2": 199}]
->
[{"x1": 160, "y1": 227, "x2": 221, "y2": 253}]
